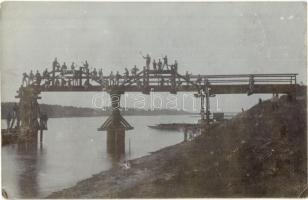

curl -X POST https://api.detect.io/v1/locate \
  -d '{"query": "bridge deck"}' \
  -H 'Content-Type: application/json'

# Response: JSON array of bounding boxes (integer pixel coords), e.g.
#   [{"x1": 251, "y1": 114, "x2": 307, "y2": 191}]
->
[
  {"x1": 19, "y1": 58, "x2": 298, "y2": 95},
  {"x1": 36, "y1": 83, "x2": 296, "y2": 94}
]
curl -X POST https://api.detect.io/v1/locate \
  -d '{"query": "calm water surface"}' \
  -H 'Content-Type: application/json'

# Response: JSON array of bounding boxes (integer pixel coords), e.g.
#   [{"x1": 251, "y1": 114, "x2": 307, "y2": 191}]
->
[{"x1": 2, "y1": 115, "x2": 196, "y2": 198}]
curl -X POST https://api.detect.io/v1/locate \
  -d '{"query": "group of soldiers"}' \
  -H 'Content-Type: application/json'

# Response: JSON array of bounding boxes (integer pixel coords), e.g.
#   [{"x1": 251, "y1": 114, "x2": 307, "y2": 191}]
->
[
  {"x1": 22, "y1": 70, "x2": 43, "y2": 86},
  {"x1": 141, "y1": 54, "x2": 178, "y2": 72},
  {"x1": 20, "y1": 55, "x2": 200, "y2": 88}
]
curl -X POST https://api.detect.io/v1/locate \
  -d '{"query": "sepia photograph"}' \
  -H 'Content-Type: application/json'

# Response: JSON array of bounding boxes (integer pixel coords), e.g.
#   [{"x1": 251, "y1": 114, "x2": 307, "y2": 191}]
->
[{"x1": 1, "y1": 1, "x2": 307, "y2": 198}]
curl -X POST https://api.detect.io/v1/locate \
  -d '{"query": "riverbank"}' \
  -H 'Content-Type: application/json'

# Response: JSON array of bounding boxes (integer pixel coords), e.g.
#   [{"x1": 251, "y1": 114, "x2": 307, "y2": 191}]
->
[{"x1": 48, "y1": 94, "x2": 307, "y2": 198}]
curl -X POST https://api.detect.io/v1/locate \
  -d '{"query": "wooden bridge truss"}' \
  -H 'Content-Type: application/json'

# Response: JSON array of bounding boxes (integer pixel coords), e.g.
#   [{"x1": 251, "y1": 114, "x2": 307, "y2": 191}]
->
[{"x1": 15, "y1": 57, "x2": 298, "y2": 152}]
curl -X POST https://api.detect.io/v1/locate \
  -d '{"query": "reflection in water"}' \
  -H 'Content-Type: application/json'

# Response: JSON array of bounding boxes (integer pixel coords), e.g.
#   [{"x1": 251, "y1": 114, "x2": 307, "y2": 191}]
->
[
  {"x1": 16, "y1": 139, "x2": 46, "y2": 198},
  {"x1": 2, "y1": 116, "x2": 192, "y2": 198}
]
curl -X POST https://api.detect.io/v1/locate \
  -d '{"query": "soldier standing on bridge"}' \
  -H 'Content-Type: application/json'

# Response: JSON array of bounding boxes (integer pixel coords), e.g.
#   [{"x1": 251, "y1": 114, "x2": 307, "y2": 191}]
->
[
  {"x1": 142, "y1": 54, "x2": 151, "y2": 70},
  {"x1": 22, "y1": 72, "x2": 28, "y2": 86},
  {"x1": 84, "y1": 60, "x2": 89, "y2": 69},
  {"x1": 124, "y1": 68, "x2": 129, "y2": 81},
  {"x1": 43, "y1": 69, "x2": 48, "y2": 79},
  {"x1": 157, "y1": 59, "x2": 162, "y2": 71},
  {"x1": 109, "y1": 71, "x2": 114, "y2": 85},
  {"x1": 61, "y1": 62, "x2": 67, "y2": 74},
  {"x1": 153, "y1": 60, "x2": 157, "y2": 71},
  {"x1": 163, "y1": 55, "x2": 168, "y2": 70},
  {"x1": 115, "y1": 71, "x2": 121, "y2": 85},
  {"x1": 53, "y1": 58, "x2": 59, "y2": 71},
  {"x1": 71, "y1": 62, "x2": 75, "y2": 71},
  {"x1": 29, "y1": 70, "x2": 34, "y2": 84},
  {"x1": 92, "y1": 68, "x2": 97, "y2": 80},
  {"x1": 131, "y1": 65, "x2": 139, "y2": 78},
  {"x1": 35, "y1": 70, "x2": 41, "y2": 85}
]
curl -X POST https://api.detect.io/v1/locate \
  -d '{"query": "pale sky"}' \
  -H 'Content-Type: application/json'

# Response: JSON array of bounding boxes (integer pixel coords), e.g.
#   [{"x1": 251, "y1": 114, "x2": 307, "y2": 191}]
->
[{"x1": 1, "y1": 2, "x2": 306, "y2": 111}]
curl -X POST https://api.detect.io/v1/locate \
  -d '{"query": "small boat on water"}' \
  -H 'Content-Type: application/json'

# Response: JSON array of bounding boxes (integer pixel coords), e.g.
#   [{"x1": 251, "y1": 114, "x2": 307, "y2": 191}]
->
[{"x1": 148, "y1": 123, "x2": 199, "y2": 131}]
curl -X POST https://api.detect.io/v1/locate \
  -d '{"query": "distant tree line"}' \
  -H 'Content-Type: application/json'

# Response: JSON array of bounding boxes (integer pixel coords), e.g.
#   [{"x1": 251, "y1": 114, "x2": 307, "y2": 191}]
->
[{"x1": 1, "y1": 102, "x2": 191, "y2": 119}]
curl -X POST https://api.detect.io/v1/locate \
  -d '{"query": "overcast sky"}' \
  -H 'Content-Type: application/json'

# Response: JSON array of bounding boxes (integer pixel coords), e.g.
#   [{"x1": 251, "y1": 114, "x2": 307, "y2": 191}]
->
[{"x1": 1, "y1": 2, "x2": 306, "y2": 111}]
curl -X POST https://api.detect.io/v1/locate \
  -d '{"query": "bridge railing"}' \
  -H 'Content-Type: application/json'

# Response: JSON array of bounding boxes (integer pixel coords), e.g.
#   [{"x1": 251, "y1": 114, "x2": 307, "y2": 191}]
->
[{"x1": 189, "y1": 73, "x2": 297, "y2": 85}]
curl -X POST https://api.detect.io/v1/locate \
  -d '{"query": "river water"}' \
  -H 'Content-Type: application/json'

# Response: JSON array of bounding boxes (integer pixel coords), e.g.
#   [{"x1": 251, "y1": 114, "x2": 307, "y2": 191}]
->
[{"x1": 2, "y1": 115, "x2": 197, "y2": 198}]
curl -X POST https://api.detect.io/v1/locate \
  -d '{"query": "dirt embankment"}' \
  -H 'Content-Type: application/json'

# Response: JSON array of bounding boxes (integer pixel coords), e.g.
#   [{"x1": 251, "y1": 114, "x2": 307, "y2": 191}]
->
[{"x1": 48, "y1": 94, "x2": 307, "y2": 198}]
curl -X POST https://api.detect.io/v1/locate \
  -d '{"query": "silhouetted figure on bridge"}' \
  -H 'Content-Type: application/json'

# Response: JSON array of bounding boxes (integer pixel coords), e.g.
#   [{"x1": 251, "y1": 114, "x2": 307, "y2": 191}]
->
[
  {"x1": 124, "y1": 68, "x2": 129, "y2": 77},
  {"x1": 92, "y1": 68, "x2": 97, "y2": 80},
  {"x1": 35, "y1": 70, "x2": 41, "y2": 85},
  {"x1": 61, "y1": 62, "x2": 67, "y2": 74},
  {"x1": 83, "y1": 60, "x2": 89, "y2": 69},
  {"x1": 53, "y1": 58, "x2": 59, "y2": 71},
  {"x1": 124, "y1": 68, "x2": 129, "y2": 81},
  {"x1": 131, "y1": 65, "x2": 139, "y2": 77},
  {"x1": 142, "y1": 54, "x2": 151, "y2": 70},
  {"x1": 71, "y1": 62, "x2": 75, "y2": 71},
  {"x1": 153, "y1": 59, "x2": 157, "y2": 71},
  {"x1": 115, "y1": 71, "x2": 121, "y2": 85},
  {"x1": 110, "y1": 71, "x2": 114, "y2": 85},
  {"x1": 43, "y1": 69, "x2": 49, "y2": 78},
  {"x1": 22, "y1": 72, "x2": 28, "y2": 86},
  {"x1": 29, "y1": 70, "x2": 34, "y2": 84},
  {"x1": 163, "y1": 55, "x2": 168, "y2": 70},
  {"x1": 157, "y1": 59, "x2": 162, "y2": 71}
]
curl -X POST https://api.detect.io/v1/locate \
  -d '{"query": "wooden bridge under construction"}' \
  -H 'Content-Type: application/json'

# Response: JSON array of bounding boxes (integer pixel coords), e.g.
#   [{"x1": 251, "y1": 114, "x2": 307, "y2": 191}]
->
[{"x1": 11, "y1": 56, "x2": 298, "y2": 155}]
